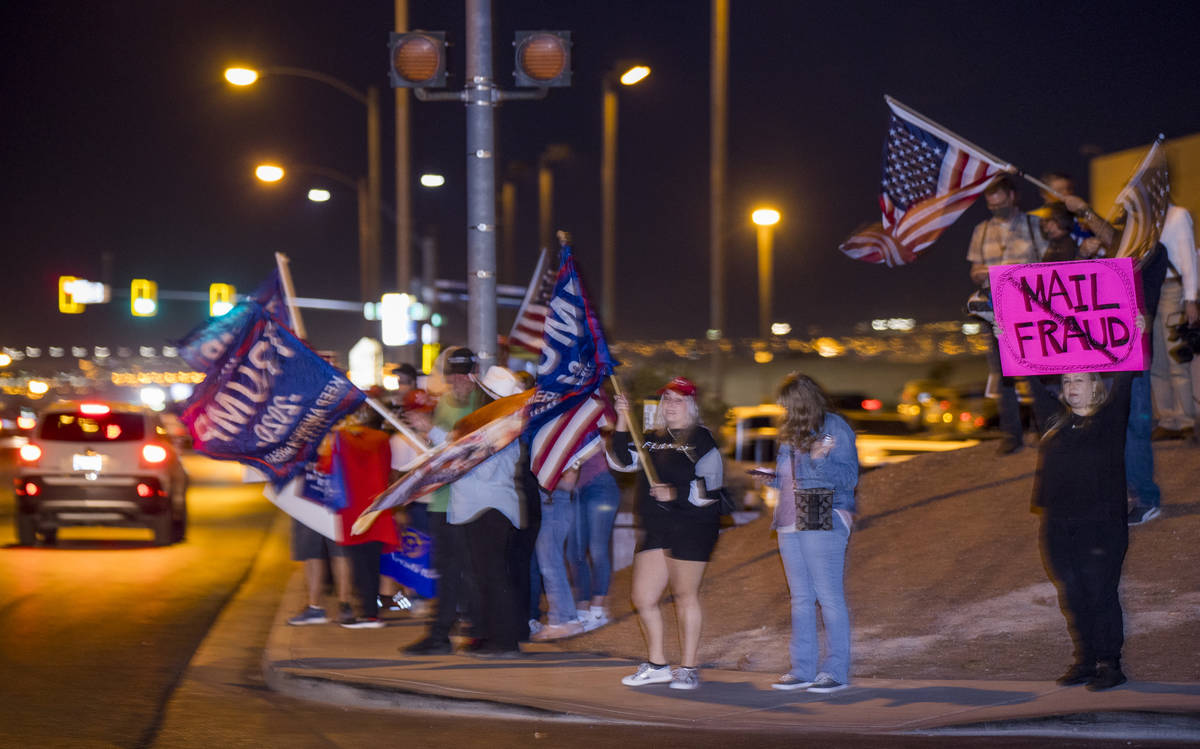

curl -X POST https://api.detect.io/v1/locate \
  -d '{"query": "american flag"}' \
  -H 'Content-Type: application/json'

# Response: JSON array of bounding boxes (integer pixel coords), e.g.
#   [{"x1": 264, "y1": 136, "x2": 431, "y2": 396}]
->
[
  {"x1": 506, "y1": 248, "x2": 556, "y2": 356},
  {"x1": 524, "y1": 244, "x2": 619, "y2": 492},
  {"x1": 839, "y1": 98, "x2": 1006, "y2": 267},
  {"x1": 530, "y1": 392, "x2": 615, "y2": 491},
  {"x1": 1112, "y1": 137, "x2": 1170, "y2": 261}
]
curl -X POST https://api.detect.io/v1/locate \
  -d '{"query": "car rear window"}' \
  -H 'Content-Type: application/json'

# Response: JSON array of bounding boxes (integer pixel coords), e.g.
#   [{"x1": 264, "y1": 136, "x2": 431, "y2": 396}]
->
[{"x1": 39, "y1": 412, "x2": 145, "y2": 442}]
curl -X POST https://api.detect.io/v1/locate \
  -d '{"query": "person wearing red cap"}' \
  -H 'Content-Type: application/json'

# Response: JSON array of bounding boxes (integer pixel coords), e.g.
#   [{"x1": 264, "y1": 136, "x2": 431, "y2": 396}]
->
[{"x1": 610, "y1": 376, "x2": 725, "y2": 691}]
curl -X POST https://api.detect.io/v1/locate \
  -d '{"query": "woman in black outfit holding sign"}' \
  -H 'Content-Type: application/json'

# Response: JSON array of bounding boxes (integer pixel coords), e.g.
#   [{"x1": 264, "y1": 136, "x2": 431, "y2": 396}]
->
[
  {"x1": 1033, "y1": 370, "x2": 1134, "y2": 691},
  {"x1": 610, "y1": 377, "x2": 724, "y2": 691}
]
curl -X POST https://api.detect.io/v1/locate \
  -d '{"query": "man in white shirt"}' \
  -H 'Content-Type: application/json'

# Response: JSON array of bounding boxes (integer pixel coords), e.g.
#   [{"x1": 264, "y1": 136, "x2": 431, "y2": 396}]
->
[{"x1": 1151, "y1": 205, "x2": 1199, "y2": 440}]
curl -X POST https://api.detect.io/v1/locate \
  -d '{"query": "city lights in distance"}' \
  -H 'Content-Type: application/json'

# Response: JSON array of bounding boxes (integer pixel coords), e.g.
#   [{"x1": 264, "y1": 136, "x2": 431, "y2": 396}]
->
[
  {"x1": 420, "y1": 173, "x2": 445, "y2": 187},
  {"x1": 871, "y1": 318, "x2": 916, "y2": 332},
  {"x1": 751, "y1": 208, "x2": 781, "y2": 226},
  {"x1": 770, "y1": 322, "x2": 791, "y2": 336},
  {"x1": 27, "y1": 379, "x2": 50, "y2": 395},
  {"x1": 0, "y1": 353, "x2": 10, "y2": 367},
  {"x1": 307, "y1": 188, "x2": 331, "y2": 202},
  {"x1": 255, "y1": 164, "x2": 284, "y2": 182},
  {"x1": 620, "y1": 65, "x2": 651, "y2": 85},
  {"x1": 224, "y1": 67, "x2": 259, "y2": 86},
  {"x1": 962, "y1": 322, "x2": 982, "y2": 335}
]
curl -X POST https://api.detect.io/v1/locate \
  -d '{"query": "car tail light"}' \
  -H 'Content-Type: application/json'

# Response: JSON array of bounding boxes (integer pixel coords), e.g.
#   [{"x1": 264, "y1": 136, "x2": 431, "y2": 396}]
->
[
  {"x1": 80, "y1": 403, "x2": 111, "y2": 416},
  {"x1": 19, "y1": 443, "x2": 42, "y2": 463},
  {"x1": 24, "y1": 482, "x2": 40, "y2": 496},
  {"x1": 861, "y1": 399, "x2": 883, "y2": 411},
  {"x1": 136, "y1": 482, "x2": 153, "y2": 498},
  {"x1": 142, "y1": 444, "x2": 168, "y2": 464}
]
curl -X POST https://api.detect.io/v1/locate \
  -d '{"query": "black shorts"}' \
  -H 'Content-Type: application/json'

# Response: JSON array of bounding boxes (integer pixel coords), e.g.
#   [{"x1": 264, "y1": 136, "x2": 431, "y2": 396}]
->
[
  {"x1": 637, "y1": 519, "x2": 720, "y2": 562},
  {"x1": 290, "y1": 517, "x2": 347, "y2": 561}
]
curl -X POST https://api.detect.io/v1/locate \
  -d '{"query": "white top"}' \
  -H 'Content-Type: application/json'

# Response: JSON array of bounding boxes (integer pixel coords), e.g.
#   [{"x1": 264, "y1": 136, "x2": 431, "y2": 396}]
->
[{"x1": 1161, "y1": 205, "x2": 1198, "y2": 301}]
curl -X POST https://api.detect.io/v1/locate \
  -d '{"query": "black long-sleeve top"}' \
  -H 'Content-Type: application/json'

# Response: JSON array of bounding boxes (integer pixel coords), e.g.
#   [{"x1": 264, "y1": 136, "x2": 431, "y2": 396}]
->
[
  {"x1": 1031, "y1": 373, "x2": 1132, "y2": 522},
  {"x1": 610, "y1": 427, "x2": 722, "y2": 524}
]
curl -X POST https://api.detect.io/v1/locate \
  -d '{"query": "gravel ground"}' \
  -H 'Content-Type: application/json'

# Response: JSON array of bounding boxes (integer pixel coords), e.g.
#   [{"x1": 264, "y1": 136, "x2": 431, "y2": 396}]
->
[{"x1": 544, "y1": 439, "x2": 1200, "y2": 682}]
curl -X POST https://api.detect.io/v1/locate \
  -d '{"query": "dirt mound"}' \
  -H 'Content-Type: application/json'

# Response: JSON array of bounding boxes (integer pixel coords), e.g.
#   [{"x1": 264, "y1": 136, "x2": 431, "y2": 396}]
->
[{"x1": 556, "y1": 440, "x2": 1200, "y2": 681}]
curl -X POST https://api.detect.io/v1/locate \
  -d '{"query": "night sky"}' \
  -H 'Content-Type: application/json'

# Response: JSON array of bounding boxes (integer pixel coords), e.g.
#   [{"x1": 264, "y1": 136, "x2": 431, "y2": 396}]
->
[{"x1": 3, "y1": 1, "x2": 1198, "y2": 355}]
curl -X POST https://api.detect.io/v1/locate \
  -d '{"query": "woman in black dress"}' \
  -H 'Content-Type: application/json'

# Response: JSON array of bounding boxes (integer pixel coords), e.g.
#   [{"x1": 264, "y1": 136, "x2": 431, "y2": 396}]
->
[{"x1": 1033, "y1": 370, "x2": 1132, "y2": 691}]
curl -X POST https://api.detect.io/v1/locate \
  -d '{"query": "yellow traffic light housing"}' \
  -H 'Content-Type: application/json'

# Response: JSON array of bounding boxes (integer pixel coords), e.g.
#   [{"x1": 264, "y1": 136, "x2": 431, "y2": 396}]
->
[
  {"x1": 388, "y1": 31, "x2": 447, "y2": 88},
  {"x1": 209, "y1": 283, "x2": 236, "y2": 317},
  {"x1": 513, "y1": 31, "x2": 572, "y2": 87},
  {"x1": 58, "y1": 276, "x2": 84, "y2": 314},
  {"x1": 131, "y1": 278, "x2": 158, "y2": 317}
]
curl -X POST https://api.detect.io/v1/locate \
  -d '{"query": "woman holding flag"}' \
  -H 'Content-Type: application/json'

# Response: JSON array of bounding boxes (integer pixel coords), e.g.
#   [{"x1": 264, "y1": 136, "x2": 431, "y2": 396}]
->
[{"x1": 610, "y1": 377, "x2": 725, "y2": 691}]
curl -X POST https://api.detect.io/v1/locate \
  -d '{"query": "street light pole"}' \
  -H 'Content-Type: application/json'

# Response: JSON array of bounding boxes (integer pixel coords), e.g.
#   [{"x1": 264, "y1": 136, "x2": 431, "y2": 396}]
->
[
  {"x1": 224, "y1": 65, "x2": 382, "y2": 305},
  {"x1": 601, "y1": 65, "x2": 649, "y2": 336},
  {"x1": 752, "y1": 207, "x2": 781, "y2": 340}
]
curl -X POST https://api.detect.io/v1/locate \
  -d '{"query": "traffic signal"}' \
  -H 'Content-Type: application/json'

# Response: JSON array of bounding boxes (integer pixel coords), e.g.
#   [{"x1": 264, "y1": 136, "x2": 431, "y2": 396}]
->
[
  {"x1": 209, "y1": 283, "x2": 236, "y2": 317},
  {"x1": 388, "y1": 31, "x2": 447, "y2": 88},
  {"x1": 130, "y1": 279, "x2": 158, "y2": 317},
  {"x1": 58, "y1": 276, "x2": 84, "y2": 314},
  {"x1": 513, "y1": 31, "x2": 572, "y2": 87}
]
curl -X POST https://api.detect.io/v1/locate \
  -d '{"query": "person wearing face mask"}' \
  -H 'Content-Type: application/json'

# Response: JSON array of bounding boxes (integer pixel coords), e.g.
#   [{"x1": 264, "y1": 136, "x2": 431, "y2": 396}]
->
[
  {"x1": 1033, "y1": 368, "x2": 1136, "y2": 692},
  {"x1": 609, "y1": 377, "x2": 725, "y2": 691},
  {"x1": 967, "y1": 175, "x2": 1050, "y2": 454}
]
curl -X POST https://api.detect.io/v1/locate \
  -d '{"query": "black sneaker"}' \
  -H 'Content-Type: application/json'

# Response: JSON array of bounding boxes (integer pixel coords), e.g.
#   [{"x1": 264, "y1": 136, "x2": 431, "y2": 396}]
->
[
  {"x1": 1086, "y1": 662, "x2": 1127, "y2": 691},
  {"x1": 1056, "y1": 662, "x2": 1096, "y2": 686},
  {"x1": 337, "y1": 602, "x2": 355, "y2": 625},
  {"x1": 1127, "y1": 504, "x2": 1161, "y2": 526},
  {"x1": 402, "y1": 636, "x2": 453, "y2": 655},
  {"x1": 340, "y1": 616, "x2": 385, "y2": 629}
]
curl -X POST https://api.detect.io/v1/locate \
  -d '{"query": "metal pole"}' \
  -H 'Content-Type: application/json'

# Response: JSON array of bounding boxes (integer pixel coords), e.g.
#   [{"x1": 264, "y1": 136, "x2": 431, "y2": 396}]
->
[
  {"x1": 501, "y1": 180, "x2": 516, "y2": 283},
  {"x1": 601, "y1": 80, "x2": 617, "y2": 334},
  {"x1": 366, "y1": 86, "x2": 383, "y2": 304},
  {"x1": 357, "y1": 177, "x2": 371, "y2": 311},
  {"x1": 465, "y1": 0, "x2": 498, "y2": 368},
  {"x1": 709, "y1": 0, "x2": 729, "y2": 403},
  {"x1": 395, "y1": 0, "x2": 412, "y2": 297},
  {"x1": 538, "y1": 163, "x2": 553, "y2": 251},
  {"x1": 756, "y1": 224, "x2": 773, "y2": 340}
]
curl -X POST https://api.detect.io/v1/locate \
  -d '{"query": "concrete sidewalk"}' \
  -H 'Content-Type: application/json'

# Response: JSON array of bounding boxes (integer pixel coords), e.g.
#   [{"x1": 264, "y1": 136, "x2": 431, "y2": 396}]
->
[{"x1": 263, "y1": 569, "x2": 1200, "y2": 740}]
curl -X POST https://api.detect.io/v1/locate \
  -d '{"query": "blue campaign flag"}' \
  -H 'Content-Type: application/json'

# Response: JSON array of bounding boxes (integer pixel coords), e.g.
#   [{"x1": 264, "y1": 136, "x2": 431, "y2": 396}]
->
[
  {"x1": 380, "y1": 527, "x2": 436, "y2": 598},
  {"x1": 300, "y1": 458, "x2": 348, "y2": 511},
  {"x1": 175, "y1": 269, "x2": 294, "y2": 371},
  {"x1": 180, "y1": 303, "x2": 365, "y2": 486},
  {"x1": 526, "y1": 244, "x2": 619, "y2": 432}
]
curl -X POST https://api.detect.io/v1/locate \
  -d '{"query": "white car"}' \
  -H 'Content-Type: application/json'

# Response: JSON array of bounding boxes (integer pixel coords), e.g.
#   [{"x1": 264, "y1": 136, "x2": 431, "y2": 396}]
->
[{"x1": 14, "y1": 401, "x2": 188, "y2": 546}]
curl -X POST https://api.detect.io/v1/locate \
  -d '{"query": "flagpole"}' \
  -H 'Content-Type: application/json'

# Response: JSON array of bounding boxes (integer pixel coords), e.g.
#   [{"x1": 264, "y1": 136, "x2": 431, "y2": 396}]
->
[
  {"x1": 364, "y1": 397, "x2": 432, "y2": 455},
  {"x1": 274, "y1": 252, "x2": 307, "y2": 339},
  {"x1": 609, "y1": 376, "x2": 660, "y2": 485}
]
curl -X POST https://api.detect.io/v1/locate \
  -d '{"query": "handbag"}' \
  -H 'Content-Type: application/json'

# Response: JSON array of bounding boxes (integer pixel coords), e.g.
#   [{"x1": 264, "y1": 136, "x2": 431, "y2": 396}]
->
[{"x1": 792, "y1": 451, "x2": 833, "y2": 531}]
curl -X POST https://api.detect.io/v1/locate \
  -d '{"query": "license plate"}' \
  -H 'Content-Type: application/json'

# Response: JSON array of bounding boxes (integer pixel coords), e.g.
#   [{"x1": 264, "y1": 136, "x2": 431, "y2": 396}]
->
[{"x1": 73, "y1": 454, "x2": 102, "y2": 472}]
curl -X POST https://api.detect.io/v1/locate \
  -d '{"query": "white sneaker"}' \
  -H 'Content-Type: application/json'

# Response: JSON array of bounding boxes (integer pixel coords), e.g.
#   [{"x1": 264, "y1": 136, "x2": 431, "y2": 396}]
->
[
  {"x1": 586, "y1": 606, "x2": 610, "y2": 631},
  {"x1": 528, "y1": 618, "x2": 543, "y2": 636},
  {"x1": 669, "y1": 666, "x2": 701, "y2": 690},
  {"x1": 530, "y1": 619, "x2": 584, "y2": 641},
  {"x1": 771, "y1": 673, "x2": 815, "y2": 690},
  {"x1": 621, "y1": 662, "x2": 673, "y2": 686}
]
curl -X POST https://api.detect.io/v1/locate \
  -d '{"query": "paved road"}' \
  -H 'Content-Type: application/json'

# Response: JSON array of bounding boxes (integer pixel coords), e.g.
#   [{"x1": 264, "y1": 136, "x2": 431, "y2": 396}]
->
[{"x1": 0, "y1": 453, "x2": 277, "y2": 747}]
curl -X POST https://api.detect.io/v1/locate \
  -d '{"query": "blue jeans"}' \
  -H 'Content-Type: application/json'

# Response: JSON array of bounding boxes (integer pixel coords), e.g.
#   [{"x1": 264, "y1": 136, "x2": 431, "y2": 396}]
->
[
  {"x1": 534, "y1": 489, "x2": 576, "y2": 624},
  {"x1": 1126, "y1": 371, "x2": 1160, "y2": 509},
  {"x1": 777, "y1": 514, "x2": 851, "y2": 684},
  {"x1": 566, "y1": 471, "x2": 620, "y2": 602}
]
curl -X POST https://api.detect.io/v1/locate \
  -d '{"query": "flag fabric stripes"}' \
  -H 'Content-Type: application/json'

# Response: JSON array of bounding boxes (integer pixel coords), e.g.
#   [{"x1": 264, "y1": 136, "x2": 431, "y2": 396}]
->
[
  {"x1": 531, "y1": 392, "x2": 614, "y2": 492},
  {"x1": 1111, "y1": 138, "x2": 1171, "y2": 261},
  {"x1": 839, "y1": 98, "x2": 1007, "y2": 267},
  {"x1": 524, "y1": 244, "x2": 619, "y2": 490},
  {"x1": 507, "y1": 249, "x2": 556, "y2": 356}
]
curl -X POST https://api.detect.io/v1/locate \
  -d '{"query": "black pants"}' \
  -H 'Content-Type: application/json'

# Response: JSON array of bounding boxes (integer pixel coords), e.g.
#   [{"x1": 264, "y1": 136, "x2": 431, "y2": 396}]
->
[
  {"x1": 344, "y1": 540, "x2": 384, "y2": 618},
  {"x1": 463, "y1": 509, "x2": 520, "y2": 650},
  {"x1": 1041, "y1": 516, "x2": 1128, "y2": 664},
  {"x1": 430, "y1": 511, "x2": 475, "y2": 641}
]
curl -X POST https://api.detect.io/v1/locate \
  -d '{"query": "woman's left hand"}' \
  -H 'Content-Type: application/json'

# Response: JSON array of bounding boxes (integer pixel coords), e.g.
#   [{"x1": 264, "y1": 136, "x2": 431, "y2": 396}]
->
[{"x1": 649, "y1": 483, "x2": 676, "y2": 502}]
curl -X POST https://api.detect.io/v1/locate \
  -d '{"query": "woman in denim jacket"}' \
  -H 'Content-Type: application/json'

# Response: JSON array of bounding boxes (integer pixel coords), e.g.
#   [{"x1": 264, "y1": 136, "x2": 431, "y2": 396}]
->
[{"x1": 768, "y1": 372, "x2": 859, "y2": 694}]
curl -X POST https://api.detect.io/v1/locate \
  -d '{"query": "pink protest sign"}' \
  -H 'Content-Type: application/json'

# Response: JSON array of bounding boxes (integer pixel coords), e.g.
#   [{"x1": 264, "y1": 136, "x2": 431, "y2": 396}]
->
[{"x1": 989, "y1": 258, "x2": 1147, "y2": 376}]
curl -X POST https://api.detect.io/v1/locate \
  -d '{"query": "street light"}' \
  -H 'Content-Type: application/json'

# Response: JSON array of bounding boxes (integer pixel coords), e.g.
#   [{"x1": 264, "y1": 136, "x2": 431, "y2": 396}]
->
[
  {"x1": 751, "y1": 207, "x2": 781, "y2": 341},
  {"x1": 254, "y1": 162, "x2": 370, "y2": 307},
  {"x1": 601, "y1": 63, "x2": 651, "y2": 334},
  {"x1": 224, "y1": 64, "x2": 382, "y2": 303}
]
